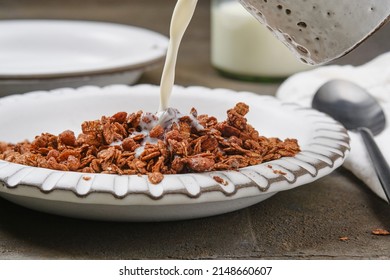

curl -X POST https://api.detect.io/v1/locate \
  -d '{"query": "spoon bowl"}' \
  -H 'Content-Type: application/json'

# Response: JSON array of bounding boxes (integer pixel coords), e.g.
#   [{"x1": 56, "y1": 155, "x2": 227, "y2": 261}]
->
[
  {"x1": 312, "y1": 79, "x2": 390, "y2": 203},
  {"x1": 312, "y1": 79, "x2": 386, "y2": 135}
]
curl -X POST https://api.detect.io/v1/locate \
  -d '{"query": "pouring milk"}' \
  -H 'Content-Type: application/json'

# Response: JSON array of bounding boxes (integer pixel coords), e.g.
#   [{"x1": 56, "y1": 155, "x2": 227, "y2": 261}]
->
[{"x1": 159, "y1": 0, "x2": 198, "y2": 112}]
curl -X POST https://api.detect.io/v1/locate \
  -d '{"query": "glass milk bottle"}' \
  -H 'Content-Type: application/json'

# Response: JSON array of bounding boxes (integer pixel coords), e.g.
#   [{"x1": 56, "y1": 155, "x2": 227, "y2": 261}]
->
[{"x1": 211, "y1": 0, "x2": 313, "y2": 82}]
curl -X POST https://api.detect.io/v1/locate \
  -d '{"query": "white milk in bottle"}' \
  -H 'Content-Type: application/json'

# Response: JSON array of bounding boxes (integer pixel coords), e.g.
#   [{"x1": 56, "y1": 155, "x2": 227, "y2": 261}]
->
[{"x1": 211, "y1": 0, "x2": 313, "y2": 81}]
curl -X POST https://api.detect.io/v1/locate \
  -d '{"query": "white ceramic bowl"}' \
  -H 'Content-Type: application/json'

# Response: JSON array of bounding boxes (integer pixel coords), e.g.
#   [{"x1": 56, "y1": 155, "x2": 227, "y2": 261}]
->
[
  {"x1": 0, "y1": 20, "x2": 168, "y2": 95},
  {"x1": 0, "y1": 85, "x2": 350, "y2": 221}
]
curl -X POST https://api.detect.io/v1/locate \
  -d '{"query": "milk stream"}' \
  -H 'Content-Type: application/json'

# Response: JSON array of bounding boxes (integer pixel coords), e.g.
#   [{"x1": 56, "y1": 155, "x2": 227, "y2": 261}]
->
[
  {"x1": 159, "y1": 0, "x2": 198, "y2": 112},
  {"x1": 127, "y1": 0, "x2": 200, "y2": 157}
]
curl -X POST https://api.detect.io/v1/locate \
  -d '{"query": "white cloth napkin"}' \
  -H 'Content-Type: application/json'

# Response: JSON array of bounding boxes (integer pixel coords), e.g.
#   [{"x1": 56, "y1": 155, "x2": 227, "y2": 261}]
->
[{"x1": 276, "y1": 52, "x2": 390, "y2": 202}]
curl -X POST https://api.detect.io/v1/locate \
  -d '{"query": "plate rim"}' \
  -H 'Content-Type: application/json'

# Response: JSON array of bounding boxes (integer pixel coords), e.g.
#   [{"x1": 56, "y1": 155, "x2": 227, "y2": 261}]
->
[{"x1": 0, "y1": 19, "x2": 168, "y2": 79}]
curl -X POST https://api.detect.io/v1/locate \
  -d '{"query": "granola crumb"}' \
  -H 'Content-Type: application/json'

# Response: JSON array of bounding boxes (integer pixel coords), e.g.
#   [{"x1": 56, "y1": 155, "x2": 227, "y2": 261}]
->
[
  {"x1": 273, "y1": 169, "x2": 287, "y2": 175},
  {"x1": 339, "y1": 236, "x2": 349, "y2": 241},
  {"x1": 0, "y1": 103, "x2": 300, "y2": 179},
  {"x1": 148, "y1": 172, "x2": 164, "y2": 184},
  {"x1": 267, "y1": 164, "x2": 287, "y2": 175},
  {"x1": 82, "y1": 176, "x2": 91, "y2": 181},
  {"x1": 371, "y1": 229, "x2": 390, "y2": 236},
  {"x1": 213, "y1": 175, "x2": 228, "y2": 186}
]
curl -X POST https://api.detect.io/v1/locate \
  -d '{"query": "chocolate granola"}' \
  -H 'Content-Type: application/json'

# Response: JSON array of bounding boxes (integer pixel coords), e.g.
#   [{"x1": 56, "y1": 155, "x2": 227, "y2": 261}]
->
[{"x1": 0, "y1": 103, "x2": 300, "y2": 184}]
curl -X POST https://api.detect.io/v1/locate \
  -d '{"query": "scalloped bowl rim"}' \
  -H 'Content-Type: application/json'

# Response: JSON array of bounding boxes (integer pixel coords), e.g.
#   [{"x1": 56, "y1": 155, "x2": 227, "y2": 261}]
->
[{"x1": 0, "y1": 85, "x2": 350, "y2": 221}]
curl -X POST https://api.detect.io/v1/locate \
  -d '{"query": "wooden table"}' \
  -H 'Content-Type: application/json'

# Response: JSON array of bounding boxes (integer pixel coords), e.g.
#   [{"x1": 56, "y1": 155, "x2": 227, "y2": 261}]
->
[{"x1": 1, "y1": 0, "x2": 390, "y2": 259}]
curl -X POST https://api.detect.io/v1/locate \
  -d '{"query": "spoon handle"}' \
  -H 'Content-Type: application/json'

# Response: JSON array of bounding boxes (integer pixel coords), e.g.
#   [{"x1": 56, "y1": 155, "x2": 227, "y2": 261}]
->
[{"x1": 358, "y1": 127, "x2": 390, "y2": 203}]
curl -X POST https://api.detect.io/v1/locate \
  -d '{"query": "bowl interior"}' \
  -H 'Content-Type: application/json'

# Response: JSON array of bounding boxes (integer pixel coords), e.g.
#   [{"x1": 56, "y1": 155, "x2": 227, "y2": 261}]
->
[{"x1": 0, "y1": 85, "x2": 312, "y2": 147}]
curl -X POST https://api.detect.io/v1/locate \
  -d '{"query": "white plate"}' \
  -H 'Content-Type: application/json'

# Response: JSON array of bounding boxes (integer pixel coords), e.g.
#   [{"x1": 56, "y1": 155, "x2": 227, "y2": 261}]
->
[
  {"x1": 0, "y1": 20, "x2": 168, "y2": 95},
  {"x1": 0, "y1": 85, "x2": 350, "y2": 221}
]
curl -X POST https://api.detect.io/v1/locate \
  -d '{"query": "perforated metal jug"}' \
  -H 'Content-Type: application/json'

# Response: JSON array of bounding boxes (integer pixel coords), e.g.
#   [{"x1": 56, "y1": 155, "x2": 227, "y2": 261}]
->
[{"x1": 238, "y1": 0, "x2": 390, "y2": 64}]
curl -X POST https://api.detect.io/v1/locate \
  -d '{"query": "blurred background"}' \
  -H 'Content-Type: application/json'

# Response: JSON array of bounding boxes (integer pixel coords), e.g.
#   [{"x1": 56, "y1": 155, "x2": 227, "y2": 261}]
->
[{"x1": 1, "y1": 0, "x2": 389, "y2": 95}]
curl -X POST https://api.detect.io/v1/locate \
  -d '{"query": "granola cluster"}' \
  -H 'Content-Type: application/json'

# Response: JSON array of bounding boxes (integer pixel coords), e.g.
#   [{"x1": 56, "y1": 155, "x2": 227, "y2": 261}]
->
[{"x1": 0, "y1": 103, "x2": 300, "y2": 184}]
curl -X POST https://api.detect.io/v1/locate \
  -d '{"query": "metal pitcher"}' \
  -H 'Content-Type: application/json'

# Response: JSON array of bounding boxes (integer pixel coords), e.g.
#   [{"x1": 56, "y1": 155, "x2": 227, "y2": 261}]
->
[{"x1": 239, "y1": 0, "x2": 390, "y2": 64}]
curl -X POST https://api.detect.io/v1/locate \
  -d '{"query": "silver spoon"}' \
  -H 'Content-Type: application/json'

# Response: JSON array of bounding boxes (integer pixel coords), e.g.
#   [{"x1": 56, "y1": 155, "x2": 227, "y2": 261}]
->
[{"x1": 312, "y1": 79, "x2": 390, "y2": 203}]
